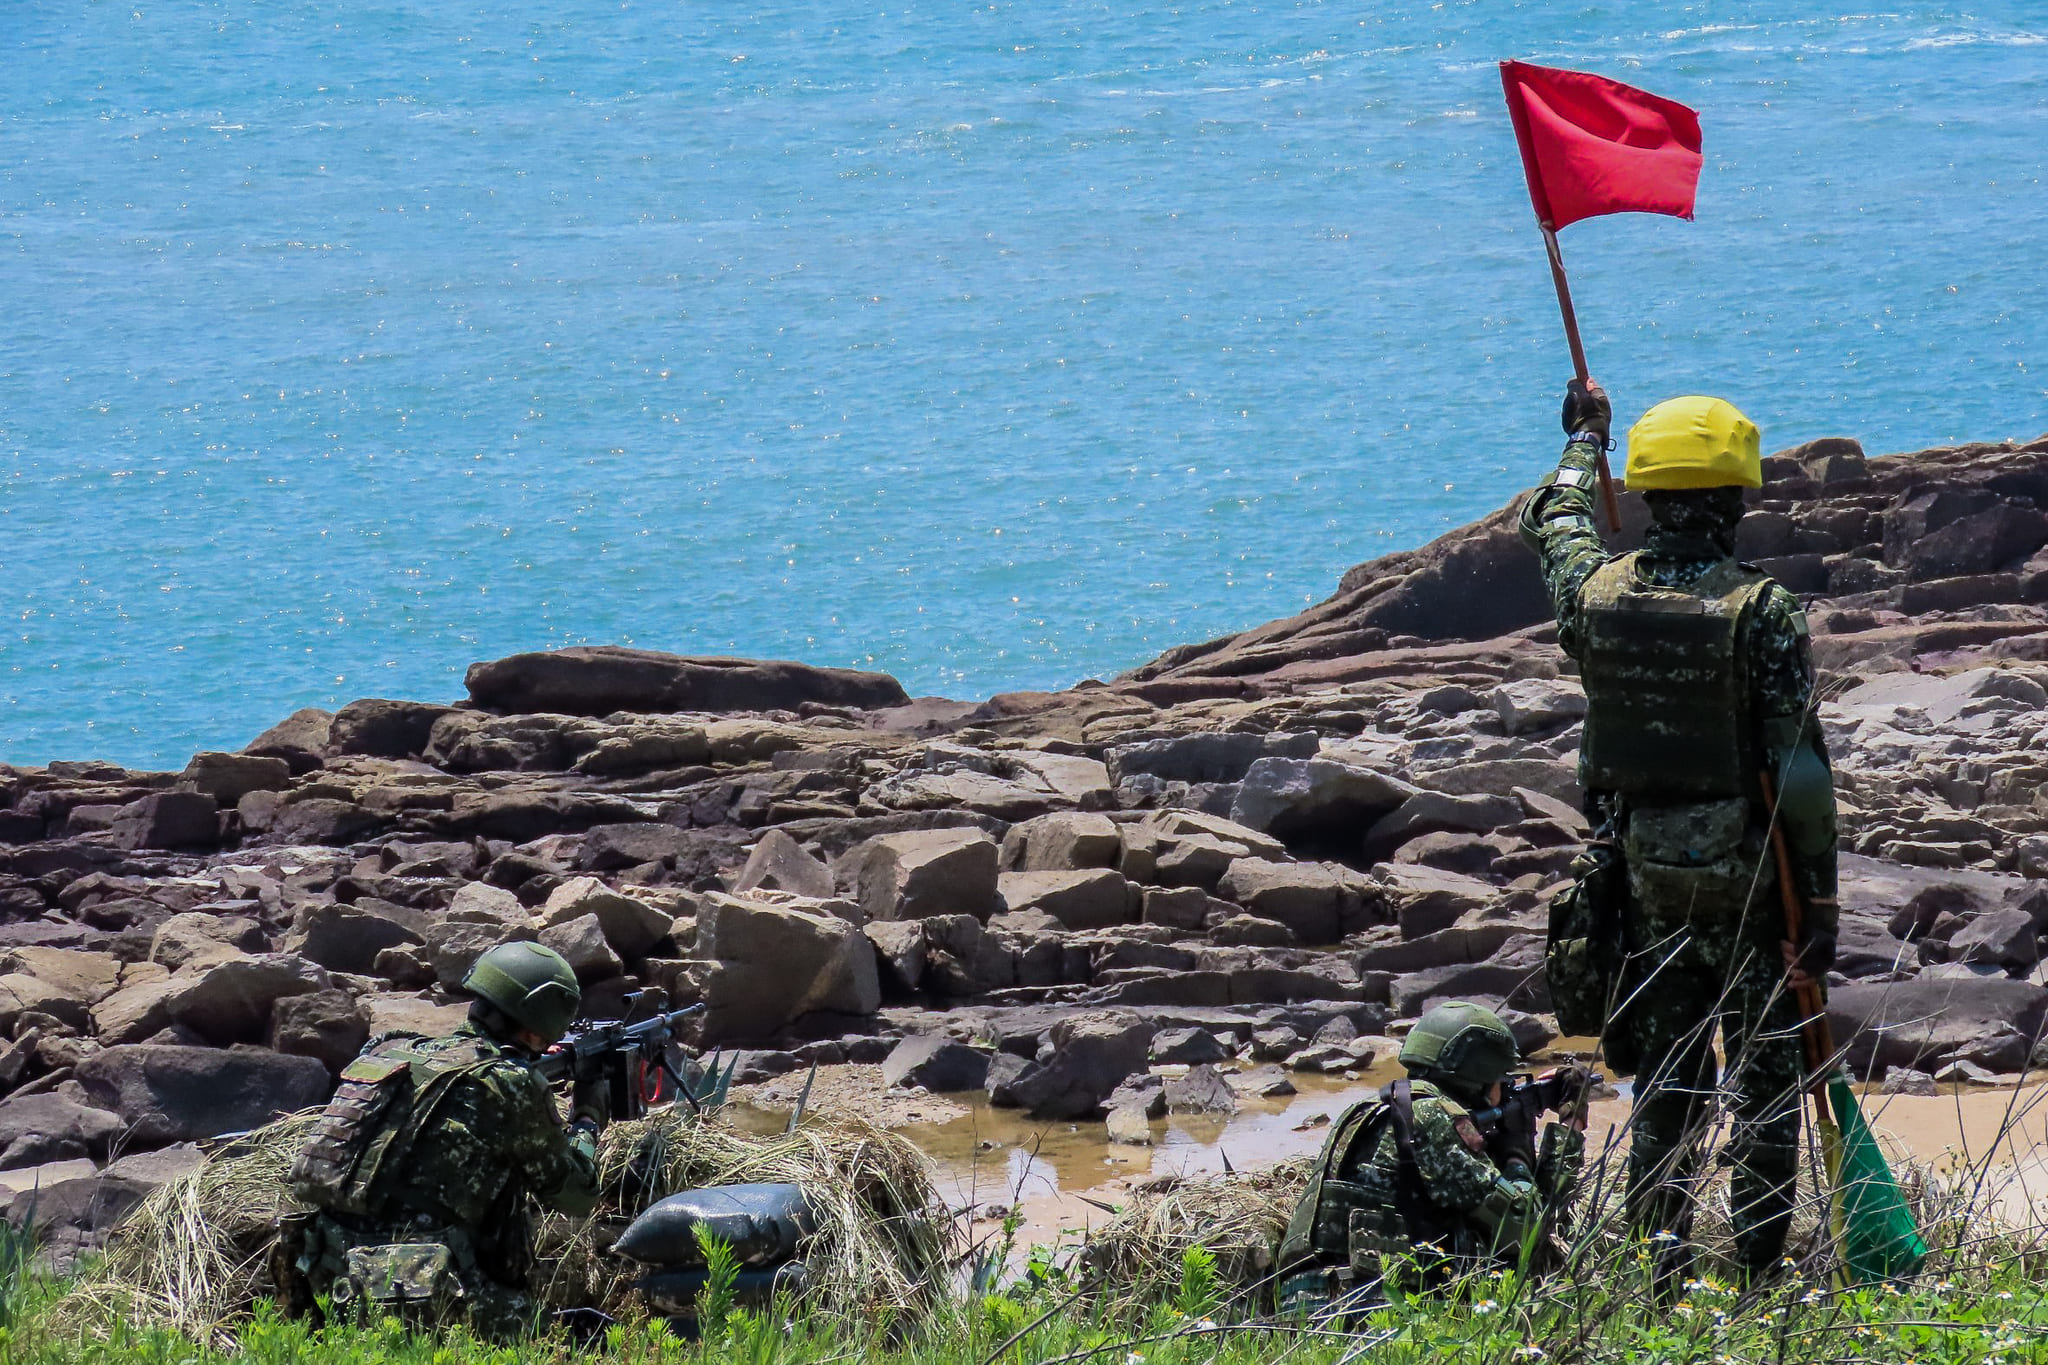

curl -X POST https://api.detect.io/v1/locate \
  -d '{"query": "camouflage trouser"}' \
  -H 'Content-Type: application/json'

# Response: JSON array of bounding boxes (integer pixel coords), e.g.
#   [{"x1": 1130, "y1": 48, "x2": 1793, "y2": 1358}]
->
[
  {"x1": 1618, "y1": 900, "x2": 1809, "y2": 1278},
  {"x1": 289, "y1": 1213, "x2": 540, "y2": 1342}
]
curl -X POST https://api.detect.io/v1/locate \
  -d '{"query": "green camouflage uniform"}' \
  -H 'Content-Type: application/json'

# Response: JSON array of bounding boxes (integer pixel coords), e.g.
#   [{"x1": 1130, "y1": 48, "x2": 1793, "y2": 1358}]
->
[
  {"x1": 1280, "y1": 1081, "x2": 1583, "y2": 1300},
  {"x1": 1523, "y1": 437, "x2": 1838, "y2": 1275},
  {"x1": 289, "y1": 1025, "x2": 601, "y2": 1339}
]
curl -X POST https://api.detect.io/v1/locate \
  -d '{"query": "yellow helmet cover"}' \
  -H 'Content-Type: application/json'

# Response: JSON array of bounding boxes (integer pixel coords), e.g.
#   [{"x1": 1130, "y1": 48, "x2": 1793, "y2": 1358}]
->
[{"x1": 1625, "y1": 395, "x2": 1762, "y2": 490}]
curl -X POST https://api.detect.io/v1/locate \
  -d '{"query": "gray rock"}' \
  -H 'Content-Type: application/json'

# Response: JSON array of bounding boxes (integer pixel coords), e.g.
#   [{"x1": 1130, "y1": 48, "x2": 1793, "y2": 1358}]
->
[
  {"x1": 1141, "y1": 885, "x2": 1212, "y2": 932},
  {"x1": 179, "y1": 752, "x2": 293, "y2": 806},
  {"x1": 1948, "y1": 908, "x2": 2040, "y2": 972},
  {"x1": 423, "y1": 919, "x2": 532, "y2": 990},
  {"x1": 1105, "y1": 1104, "x2": 1154, "y2": 1145},
  {"x1": 1106, "y1": 731, "x2": 1318, "y2": 785},
  {"x1": 539, "y1": 914, "x2": 625, "y2": 983},
  {"x1": 1208, "y1": 915, "x2": 1296, "y2": 948},
  {"x1": 287, "y1": 902, "x2": 425, "y2": 976},
  {"x1": 326, "y1": 698, "x2": 457, "y2": 759},
  {"x1": 1228, "y1": 1064, "x2": 1297, "y2": 1098},
  {"x1": 996, "y1": 869, "x2": 1134, "y2": 931},
  {"x1": 734, "y1": 829, "x2": 836, "y2": 900},
  {"x1": 1880, "y1": 1066, "x2": 1937, "y2": 1097},
  {"x1": 1149, "y1": 1026, "x2": 1229, "y2": 1065},
  {"x1": 1230, "y1": 758, "x2": 1417, "y2": 850},
  {"x1": 149, "y1": 912, "x2": 266, "y2": 970},
  {"x1": 880, "y1": 1035, "x2": 990, "y2": 1093},
  {"x1": 694, "y1": 894, "x2": 881, "y2": 1043},
  {"x1": 1216, "y1": 859, "x2": 1377, "y2": 945},
  {"x1": 1250, "y1": 1026, "x2": 1303, "y2": 1061},
  {"x1": 863, "y1": 920, "x2": 927, "y2": 992},
  {"x1": 999, "y1": 812, "x2": 1122, "y2": 873},
  {"x1": 1366, "y1": 791, "x2": 1524, "y2": 855},
  {"x1": 538, "y1": 877, "x2": 674, "y2": 958},
  {"x1": 1151, "y1": 835, "x2": 1247, "y2": 892},
  {"x1": 1163, "y1": 1064, "x2": 1237, "y2": 1115},
  {"x1": 0, "y1": 1094, "x2": 126, "y2": 1167},
  {"x1": 1490, "y1": 679, "x2": 1587, "y2": 736},
  {"x1": 1828, "y1": 977, "x2": 2048, "y2": 1075},
  {"x1": 109, "y1": 792, "x2": 219, "y2": 852},
  {"x1": 163, "y1": 953, "x2": 332, "y2": 1044},
  {"x1": 990, "y1": 1011, "x2": 1151, "y2": 1119},
  {"x1": 464, "y1": 646, "x2": 909, "y2": 716},
  {"x1": 846, "y1": 828, "x2": 1000, "y2": 923},
  {"x1": 268, "y1": 988, "x2": 372, "y2": 1075},
  {"x1": 75, "y1": 1045, "x2": 333, "y2": 1145},
  {"x1": 1376, "y1": 864, "x2": 1499, "y2": 938},
  {"x1": 242, "y1": 707, "x2": 334, "y2": 773}
]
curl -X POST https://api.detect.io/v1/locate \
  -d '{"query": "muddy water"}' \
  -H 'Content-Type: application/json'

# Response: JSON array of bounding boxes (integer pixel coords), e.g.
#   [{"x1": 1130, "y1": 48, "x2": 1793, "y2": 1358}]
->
[{"x1": 743, "y1": 1064, "x2": 2048, "y2": 1247}]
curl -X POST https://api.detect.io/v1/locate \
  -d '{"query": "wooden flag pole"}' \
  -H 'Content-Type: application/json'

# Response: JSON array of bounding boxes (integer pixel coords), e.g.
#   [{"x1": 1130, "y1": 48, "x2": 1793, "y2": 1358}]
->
[{"x1": 1540, "y1": 224, "x2": 1625, "y2": 532}]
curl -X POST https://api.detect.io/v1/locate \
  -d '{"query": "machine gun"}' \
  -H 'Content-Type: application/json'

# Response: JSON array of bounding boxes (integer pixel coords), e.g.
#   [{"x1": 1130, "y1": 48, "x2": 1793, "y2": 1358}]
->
[{"x1": 537, "y1": 997, "x2": 732, "y2": 1123}]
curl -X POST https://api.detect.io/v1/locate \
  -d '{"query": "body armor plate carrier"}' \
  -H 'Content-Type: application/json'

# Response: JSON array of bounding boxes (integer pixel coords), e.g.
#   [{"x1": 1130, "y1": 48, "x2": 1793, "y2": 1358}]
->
[
  {"x1": 290, "y1": 1032, "x2": 499, "y2": 1219},
  {"x1": 1577, "y1": 552, "x2": 1771, "y2": 802}
]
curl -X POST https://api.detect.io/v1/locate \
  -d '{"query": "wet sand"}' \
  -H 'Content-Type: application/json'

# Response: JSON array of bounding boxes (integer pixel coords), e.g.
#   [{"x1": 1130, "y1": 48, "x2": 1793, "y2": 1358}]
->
[{"x1": 737, "y1": 1060, "x2": 2048, "y2": 1247}]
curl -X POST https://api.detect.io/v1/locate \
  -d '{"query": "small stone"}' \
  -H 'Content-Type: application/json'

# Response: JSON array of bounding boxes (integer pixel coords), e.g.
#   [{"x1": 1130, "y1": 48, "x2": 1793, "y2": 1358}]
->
[{"x1": 1105, "y1": 1104, "x2": 1153, "y2": 1146}]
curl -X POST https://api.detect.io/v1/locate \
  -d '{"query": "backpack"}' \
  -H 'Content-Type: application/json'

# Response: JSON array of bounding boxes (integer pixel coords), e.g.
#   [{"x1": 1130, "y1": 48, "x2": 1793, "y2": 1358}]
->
[
  {"x1": 289, "y1": 1033, "x2": 499, "y2": 1219},
  {"x1": 1277, "y1": 1081, "x2": 1449, "y2": 1277}
]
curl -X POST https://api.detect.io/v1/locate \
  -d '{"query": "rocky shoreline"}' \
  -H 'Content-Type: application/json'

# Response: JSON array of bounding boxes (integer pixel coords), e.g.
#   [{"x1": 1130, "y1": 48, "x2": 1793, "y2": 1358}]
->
[{"x1": 6, "y1": 431, "x2": 2048, "y2": 1261}]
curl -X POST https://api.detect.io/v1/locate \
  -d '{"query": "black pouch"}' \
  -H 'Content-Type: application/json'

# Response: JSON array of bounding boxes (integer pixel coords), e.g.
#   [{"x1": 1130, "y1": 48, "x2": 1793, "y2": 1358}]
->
[{"x1": 1546, "y1": 839, "x2": 1625, "y2": 1039}]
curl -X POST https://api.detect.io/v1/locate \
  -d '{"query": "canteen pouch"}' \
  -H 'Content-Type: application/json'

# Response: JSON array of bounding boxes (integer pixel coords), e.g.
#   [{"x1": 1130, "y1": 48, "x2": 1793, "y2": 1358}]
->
[{"x1": 1546, "y1": 838, "x2": 1625, "y2": 1039}]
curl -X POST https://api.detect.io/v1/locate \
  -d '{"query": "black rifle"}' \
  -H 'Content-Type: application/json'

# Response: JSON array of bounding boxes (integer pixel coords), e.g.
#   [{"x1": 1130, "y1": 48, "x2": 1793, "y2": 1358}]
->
[
  {"x1": 1467, "y1": 1065, "x2": 1601, "y2": 1165},
  {"x1": 537, "y1": 998, "x2": 711, "y2": 1123}
]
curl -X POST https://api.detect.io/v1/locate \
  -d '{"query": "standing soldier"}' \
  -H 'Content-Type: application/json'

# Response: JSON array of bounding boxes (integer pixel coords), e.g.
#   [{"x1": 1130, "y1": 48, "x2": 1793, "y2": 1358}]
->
[
  {"x1": 1277, "y1": 1002, "x2": 1588, "y2": 1308},
  {"x1": 1520, "y1": 382, "x2": 1839, "y2": 1289},
  {"x1": 280, "y1": 942, "x2": 608, "y2": 1338}
]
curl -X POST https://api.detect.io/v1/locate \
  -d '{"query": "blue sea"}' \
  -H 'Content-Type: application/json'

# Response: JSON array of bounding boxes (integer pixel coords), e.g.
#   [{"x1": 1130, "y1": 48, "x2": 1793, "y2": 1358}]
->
[{"x1": 3, "y1": 2, "x2": 2045, "y2": 769}]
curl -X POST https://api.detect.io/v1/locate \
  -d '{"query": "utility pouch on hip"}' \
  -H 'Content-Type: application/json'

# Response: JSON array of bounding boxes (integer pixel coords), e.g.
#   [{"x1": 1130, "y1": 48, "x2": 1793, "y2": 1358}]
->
[
  {"x1": 1623, "y1": 798, "x2": 1767, "y2": 928},
  {"x1": 336, "y1": 1243, "x2": 464, "y2": 1326},
  {"x1": 1546, "y1": 838, "x2": 1624, "y2": 1038}
]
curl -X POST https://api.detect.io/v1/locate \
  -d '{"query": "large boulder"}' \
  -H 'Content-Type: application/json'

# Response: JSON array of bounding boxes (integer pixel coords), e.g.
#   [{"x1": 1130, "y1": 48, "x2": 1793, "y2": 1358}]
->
[
  {"x1": 995, "y1": 869, "x2": 1134, "y2": 931},
  {"x1": 693, "y1": 894, "x2": 881, "y2": 1043},
  {"x1": 268, "y1": 988, "x2": 372, "y2": 1075},
  {"x1": 538, "y1": 877, "x2": 675, "y2": 959},
  {"x1": 999, "y1": 812, "x2": 1122, "y2": 872},
  {"x1": 109, "y1": 791, "x2": 219, "y2": 852},
  {"x1": 287, "y1": 902, "x2": 425, "y2": 975},
  {"x1": 326, "y1": 699, "x2": 458, "y2": 759},
  {"x1": 1216, "y1": 859, "x2": 1380, "y2": 945},
  {"x1": 1828, "y1": 977, "x2": 2048, "y2": 1075},
  {"x1": 178, "y1": 752, "x2": 293, "y2": 806},
  {"x1": 162, "y1": 953, "x2": 332, "y2": 1044},
  {"x1": 989, "y1": 1011, "x2": 1151, "y2": 1119},
  {"x1": 880, "y1": 1034, "x2": 991, "y2": 1093},
  {"x1": 1106, "y1": 731, "x2": 1319, "y2": 785},
  {"x1": 0, "y1": 1094, "x2": 126, "y2": 1167},
  {"x1": 74, "y1": 1045, "x2": 334, "y2": 1145},
  {"x1": 845, "y1": 828, "x2": 999, "y2": 923},
  {"x1": 733, "y1": 829, "x2": 836, "y2": 900},
  {"x1": 464, "y1": 647, "x2": 909, "y2": 716},
  {"x1": 538, "y1": 915, "x2": 626, "y2": 983},
  {"x1": 1230, "y1": 758, "x2": 1417, "y2": 854},
  {"x1": 242, "y1": 707, "x2": 333, "y2": 773}
]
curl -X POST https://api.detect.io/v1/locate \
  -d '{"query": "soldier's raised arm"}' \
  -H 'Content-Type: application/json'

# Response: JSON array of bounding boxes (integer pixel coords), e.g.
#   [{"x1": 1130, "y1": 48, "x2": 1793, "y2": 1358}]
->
[{"x1": 1518, "y1": 380, "x2": 1620, "y2": 655}]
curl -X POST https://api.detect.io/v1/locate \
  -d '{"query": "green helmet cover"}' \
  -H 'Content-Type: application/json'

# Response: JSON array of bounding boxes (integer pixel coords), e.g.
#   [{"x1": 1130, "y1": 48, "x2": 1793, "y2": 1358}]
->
[
  {"x1": 462, "y1": 941, "x2": 581, "y2": 1043},
  {"x1": 1399, "y1": 1001, "x2": 1520, "y2": 1090}
]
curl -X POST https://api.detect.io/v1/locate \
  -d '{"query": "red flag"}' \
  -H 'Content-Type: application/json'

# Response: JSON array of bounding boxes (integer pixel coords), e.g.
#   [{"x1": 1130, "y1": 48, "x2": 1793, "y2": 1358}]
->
[{"x1": 1500, "y1": 60, "x2": 1703, "y2": 230}]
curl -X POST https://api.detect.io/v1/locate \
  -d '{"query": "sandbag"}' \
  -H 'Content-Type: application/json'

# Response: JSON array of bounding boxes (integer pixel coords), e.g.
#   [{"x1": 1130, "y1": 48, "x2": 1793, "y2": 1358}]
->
[
  {"x1": 614, "y1": 1183, "x2": 814, "y2": 1267},
  {"x1": 640, "y1": 1261, "x2": 810, "y2": 1317}
]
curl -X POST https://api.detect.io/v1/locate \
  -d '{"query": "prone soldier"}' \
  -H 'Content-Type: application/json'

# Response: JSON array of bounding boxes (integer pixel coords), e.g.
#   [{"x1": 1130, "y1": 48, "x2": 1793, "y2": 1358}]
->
[
  {"x1": 279, "y1": 942, "x2": 609, "y2": 1339},
  {"x1": 1277, "y1": 1002, "x2": 1591, "y2": 1308}
]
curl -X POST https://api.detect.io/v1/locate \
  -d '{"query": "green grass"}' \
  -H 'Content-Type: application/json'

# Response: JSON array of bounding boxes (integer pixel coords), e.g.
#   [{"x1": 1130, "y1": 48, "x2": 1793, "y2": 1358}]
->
[{"x1": 3, "y1": 1232, "x2": 2044, "y2": 1365}]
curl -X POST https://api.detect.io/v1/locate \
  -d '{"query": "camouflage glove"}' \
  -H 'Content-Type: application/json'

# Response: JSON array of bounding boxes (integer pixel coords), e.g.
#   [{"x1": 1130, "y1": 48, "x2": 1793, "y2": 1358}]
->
[
  {"x1": 1561, "y1": 378, "x2": 1612, "y2": 444},
  {"x1": 1794, "y1": 923, "x2": 1838, "y2": 977}
]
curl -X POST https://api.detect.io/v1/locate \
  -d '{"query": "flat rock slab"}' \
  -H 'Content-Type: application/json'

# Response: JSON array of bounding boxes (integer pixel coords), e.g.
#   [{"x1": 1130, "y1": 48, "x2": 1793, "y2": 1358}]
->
[{"x1": 465, "y1": 647, "x2": 908, "y2": 716}]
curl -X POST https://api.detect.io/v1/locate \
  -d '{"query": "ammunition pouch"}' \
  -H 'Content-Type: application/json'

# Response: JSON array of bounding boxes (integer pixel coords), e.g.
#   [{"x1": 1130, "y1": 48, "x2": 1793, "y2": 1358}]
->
[{"x1": 1545, "y1": 839, "x2": 1625, "y2": 1038}]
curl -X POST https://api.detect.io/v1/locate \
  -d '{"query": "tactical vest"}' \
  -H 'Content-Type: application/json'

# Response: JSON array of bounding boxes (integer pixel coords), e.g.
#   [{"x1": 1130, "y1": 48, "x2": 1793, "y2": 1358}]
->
[
  {"x1": 1277, "y1": 1080, "x2": 1454, "y2": 1276},
  {"x1": 1577, "y1": 552, "x2": 1771, "y2": 802},
  {"x1": 290, "y1": 1032, "x2": 503, "y2": 1220}
]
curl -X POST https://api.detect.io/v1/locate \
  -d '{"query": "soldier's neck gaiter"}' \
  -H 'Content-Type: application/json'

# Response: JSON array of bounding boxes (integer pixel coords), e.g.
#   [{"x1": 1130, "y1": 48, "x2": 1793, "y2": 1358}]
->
[{"x1": 1641, "y1": 488, "x2": 1744, "y2": 563}]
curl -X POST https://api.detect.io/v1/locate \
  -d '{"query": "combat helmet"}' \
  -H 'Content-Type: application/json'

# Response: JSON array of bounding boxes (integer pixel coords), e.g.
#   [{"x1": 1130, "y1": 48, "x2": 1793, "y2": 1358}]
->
[
  {"x1": 1398, "y1": 1001, "x2": 1520, "y2": 1096},
  {"x1": 461, "y1": 941, "x2": 581, "y2": 1043},
  {"x1": 1625, "y1": 395, "x2": 1762, "y2": 490}
]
